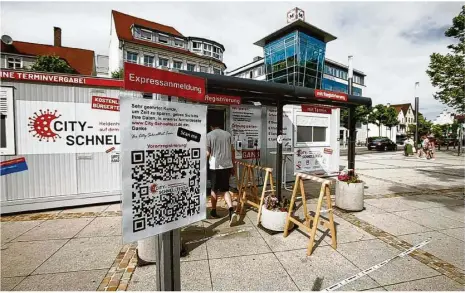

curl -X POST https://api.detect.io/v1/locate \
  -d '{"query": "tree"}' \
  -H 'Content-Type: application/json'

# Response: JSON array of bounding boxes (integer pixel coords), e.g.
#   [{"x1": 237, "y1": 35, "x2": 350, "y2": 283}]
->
[
  {"x1": 408, "y1": 113, "x2": 432, "y2": 138},
  {"x1": 340, "y1": 105, "x2": 371, "y2": 128},
  {"x1": 111, "y1": 68, "x2": 124, "y2": 79},
  {"x1": 30, "y1": 55, "x2": 75, "y2": 74},
  {"x1": 368, "y1": 104, "x2": 389, "y2": 136},
  {"x1": 384, "y1": 107, "x2": 399, "y2": 138},
  {"x1": 426, "y1": 5, "x2": 465, "y2": 113}
]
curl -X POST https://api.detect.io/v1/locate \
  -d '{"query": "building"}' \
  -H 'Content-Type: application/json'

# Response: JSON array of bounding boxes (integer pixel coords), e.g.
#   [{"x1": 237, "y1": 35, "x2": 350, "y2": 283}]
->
[
  {"x1": 391, "y1": 103, "x2": 415, "y2": 135},
  {"x1": 108, "y1": 10, "x2": 226, "y2": 77},
  {"x1": 433, "y1": 108, "x2": 456, "y2": 125},
  {"x1": 0, "y1": 27, "x2": 95, "y2": 75},
  {"x1": 95, "y1": 54, "x2": 110, "y2": 77}
]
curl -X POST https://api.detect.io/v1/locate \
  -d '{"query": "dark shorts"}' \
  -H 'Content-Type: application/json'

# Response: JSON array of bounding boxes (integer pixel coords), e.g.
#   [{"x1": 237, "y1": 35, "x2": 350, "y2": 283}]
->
[{"x1": 210, "y1": 168, "x2": 231, "y2": 193}]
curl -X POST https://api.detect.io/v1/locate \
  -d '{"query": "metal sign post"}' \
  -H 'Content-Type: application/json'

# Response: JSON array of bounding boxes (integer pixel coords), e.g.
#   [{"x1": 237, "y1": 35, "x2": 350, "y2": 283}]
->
[{"x1": 155, "y1": 229, "x2": 181, "y2": 291}]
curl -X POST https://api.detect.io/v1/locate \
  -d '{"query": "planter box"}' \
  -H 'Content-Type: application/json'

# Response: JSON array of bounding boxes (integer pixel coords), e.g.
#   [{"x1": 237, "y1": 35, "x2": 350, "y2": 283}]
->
[
  {"x1": 335, "y1": 180, "x2": 365, "y2": 212},
  {"x1": 260, "y1": 206, "x2": 294, "y2": 232}
]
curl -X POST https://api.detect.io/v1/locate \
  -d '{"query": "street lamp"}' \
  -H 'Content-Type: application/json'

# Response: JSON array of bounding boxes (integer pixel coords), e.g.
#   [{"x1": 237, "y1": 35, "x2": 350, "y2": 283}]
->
[
  {"x1": 347, "y1": 55, "x2": 356, "y2": 170},
  {"x1": 414, "y1": 82, "x2": 419, "y2": 146}
]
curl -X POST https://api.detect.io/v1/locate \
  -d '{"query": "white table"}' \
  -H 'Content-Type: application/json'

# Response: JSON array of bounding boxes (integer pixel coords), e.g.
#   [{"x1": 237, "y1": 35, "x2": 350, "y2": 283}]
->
[{"x1": 270, "y1": 151, "x2": 294, "y2": 191}]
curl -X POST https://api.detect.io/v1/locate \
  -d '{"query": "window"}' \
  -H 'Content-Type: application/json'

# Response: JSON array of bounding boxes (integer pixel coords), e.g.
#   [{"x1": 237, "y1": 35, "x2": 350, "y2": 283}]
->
[
  {"x1": 7, "y1": 57, "x2": 22, "y2": 69},
  {"x1": 174, "y1": 39, "x2": 184, "y2": 48},
  {"x1": 140, "y1": 29, "x2": 152, "y2": 41},
  {"x1": 158, "y1": 34, "x2": 169, "y2": 44},
  {"x1": 213, "y1": 68, "x2": 221, "y2": 75},
  {"x1": 0, "y1": 87, "x2": 16, "y2": 155},
  {"x1": 173, "y1": 60, "x2": 183, "y2": 70},
  {"x1": 143, "y1": 55, "x2": 154, "y2": 67},
  {"x1": 295, "y1": 115, "x2": 329, "y2": 145},
  {"x1": 200, "y1": 66, "x2": 208, "y2": 73},
  {"x1": 187, "y1": 63, "x2": 196, "y2": 71},
  {"x1": 192, "y1": 42, "x2": 201, "y2": 51},
  {"x1": 158, "y1": 58, "x2": 169, "y2": 67},
  {"x1": 126, "y1": 51, "x2": 138, "y2": 64}
]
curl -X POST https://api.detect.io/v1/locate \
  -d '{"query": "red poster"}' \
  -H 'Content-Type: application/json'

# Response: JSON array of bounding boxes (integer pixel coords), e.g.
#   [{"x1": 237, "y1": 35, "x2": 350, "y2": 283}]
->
[
  {"x1": 314, "y1": 89, "x2": 348, "y2": 102},
  {"x1": 92, "y1": 96, "x2": 120, "y2": 112},
  {"x1": 301, "y1": 105, "x2": 332, "y2": 114},
  {"x1": 204, "y1": 94, "x2": 241, "y2": 105},
  {"x1": 242, "y1": 150, "x2": 260, "y2": 159},
  {"x1": 124, "y1": 63, "x2": 205, "y2": 101}
]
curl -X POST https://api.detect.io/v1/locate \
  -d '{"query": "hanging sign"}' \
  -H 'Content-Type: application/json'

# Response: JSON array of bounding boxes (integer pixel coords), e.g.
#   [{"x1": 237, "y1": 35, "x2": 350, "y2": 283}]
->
[
  {"x1": 315, "y1": 89, "x2": 348, "y2": 102},
  {"x1": 205, "y1": 94, "x2": 241, "y2": 105},
  {"x1": 120, "y1": 97, "x2": 207, "y2": 243},
  {"x1": 230, "y1": 105, "x2": 262, "y2": 159},
  {"x1": 301, "y1": 105, "x2": 332, "y2": 114},
  {"x1": 124, "y1": 63, "x2": 205, "y2": 101}
]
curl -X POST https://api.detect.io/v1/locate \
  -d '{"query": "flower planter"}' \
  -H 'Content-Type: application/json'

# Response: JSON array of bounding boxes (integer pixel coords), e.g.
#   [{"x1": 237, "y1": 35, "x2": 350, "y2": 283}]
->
[
  {"x1": 260, "y1": 206, "x2": 294, "y2": 232},
  {"x1": 335, "y1": 180, "x2": 365, "y2": 212}
]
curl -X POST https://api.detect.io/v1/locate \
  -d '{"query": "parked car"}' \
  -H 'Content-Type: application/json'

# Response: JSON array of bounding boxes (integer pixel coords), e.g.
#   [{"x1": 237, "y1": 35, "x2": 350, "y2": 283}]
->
[
  {"x1": 368, "y1": 138, "x2": 398, "y2": 151},
  {"x1": 366, "y1": 136, "x2": 389, "y2": 150}
]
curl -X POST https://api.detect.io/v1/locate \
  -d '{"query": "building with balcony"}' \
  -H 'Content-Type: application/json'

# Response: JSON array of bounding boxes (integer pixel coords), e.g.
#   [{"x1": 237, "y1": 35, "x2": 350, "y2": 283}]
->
[
  {"x1": 108, "y1": 10, "x2": 226, "y2": 76},
  {"x1": 391, "y1": 103, "x2": 415, "y2": 135}
]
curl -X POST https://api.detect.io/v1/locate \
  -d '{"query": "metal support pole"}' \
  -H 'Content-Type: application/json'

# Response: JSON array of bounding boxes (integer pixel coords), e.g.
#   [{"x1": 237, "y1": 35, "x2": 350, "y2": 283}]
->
[
  {"x1": 276, "y1": 100, "x2": 283, "y2": 202},
  {"x1": 347, "y1": 56, "x2": 356, "y2": 170},
  {"x1": 155, "y1": 229, "x2": 181, "y2": 291},
  {"x1": 414, "y1": 82, "x2": 419, "y2": 146}
]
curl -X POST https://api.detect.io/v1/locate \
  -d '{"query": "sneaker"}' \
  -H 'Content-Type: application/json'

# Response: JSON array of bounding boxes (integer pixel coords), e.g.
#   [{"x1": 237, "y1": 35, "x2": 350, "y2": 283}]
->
[
  {"x1": 210, "y1": 209, "x2": 221, "y2": 218},
  {"x1": 229, "y1": 210, "x2": 238, "y2": 227}
]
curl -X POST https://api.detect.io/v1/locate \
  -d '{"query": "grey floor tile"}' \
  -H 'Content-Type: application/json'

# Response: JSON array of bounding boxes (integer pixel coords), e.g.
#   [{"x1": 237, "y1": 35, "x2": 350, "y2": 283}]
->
[
  {"x1": 401, "y1": 195, "x2": 449, "y2": 209},
  {"x1": 363, "y1": 287, "x2": 387, "y2": 291},
  {"x1": 329, "y1": 216, "x2": 376, "y2": 244},
  {"x1": 0, "y1": 277, "x2": 25, "y2": 291},
  {"x1": 1, "y1": 239, "x2": 67, "y2": 277},
  {"x1": 61, "y1": 205, "x2": 109, "y2": 214},
  {"x1": 336, "y1": 239, "x2": 440, "y2": 286},
  {"x1": 355, "y1": 212, "x2": 432, "y2": 236},
  {"x1": 181, "y1": 260, "x2": 212, "y2": 291},
  {"x1": 440, "y1": 227, "x2": 464, "y2": 242},
  {"x1": 15, "y1": 218, "x2": 94, "y2": 241},
  {"x1": 275, "y1": 246, "x2": 381, "y2": 291},
  {"x1": 364, "y1": 198, "x2": 420, "y2": 212},
  {"x1": 33, "y1": 236, "x2": 122, "y2": 274},
  {"x1": 399, "y1": 231, "x2": 465, "y2": 271},
  {"x1": 209, "y1": 253, "x2": 298, "y2": 291},
  {"x1": 393, "y1": 209, "x2": 464, "y2": 230},
  {"x1": 13, "y1": 269, "x2": 107, "y2": 291},
  {"x1": 356, "y1": 203, "x2": 388, "y2": 215},
  {"x1": 384, "y1": 275, "x2": 464, "y2": 291},
  {"x1": 181, "y1": 223, "x2": 208, "y2": 262},
  {"x1": 127, "y1": 264, "x2": 156, "y2": 291},
  {"x1": 427, "y1": 205, "x2": 465, "y2": 222},
  {"x1": 104, "y1": 203, "x2": 121, "y2": 212},
  {"x1": 76, "y1": 216, "x2": 121, "y2": 238},
  {"x1": 0, "y1": 221, "x2": 44, "y2": 244}
]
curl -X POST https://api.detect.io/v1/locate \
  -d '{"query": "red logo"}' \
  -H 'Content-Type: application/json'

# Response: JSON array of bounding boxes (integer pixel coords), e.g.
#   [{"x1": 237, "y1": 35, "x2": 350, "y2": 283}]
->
[
  {"x1": 150, "y1": 184, "x2": 158, "y2": 194},
  {"x1": 28, "y1": 109, "x2": 61, "y2": 142}
]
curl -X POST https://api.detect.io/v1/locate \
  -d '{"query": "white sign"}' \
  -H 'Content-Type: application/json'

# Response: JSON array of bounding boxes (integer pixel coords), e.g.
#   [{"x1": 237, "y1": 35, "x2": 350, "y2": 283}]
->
[
  {"x1": 266, "y1": 107, "x2": 293, "y2": 148},
  {"x1": 230, "y1": 105, "x2": 262, "y2": 159},
  {"x1": 16, "y1": 100, "x2": 120, "y2": 154},
  {"x1": 294, "y1": 147, "x2": 331, "y2": 174},
  {"x1": 121, "y1": 97, "x2": 207, "y2": 243}
]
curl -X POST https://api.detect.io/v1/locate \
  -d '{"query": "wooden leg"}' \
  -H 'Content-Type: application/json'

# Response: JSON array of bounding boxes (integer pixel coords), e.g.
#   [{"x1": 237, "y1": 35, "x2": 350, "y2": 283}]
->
[
  {"x1": 307, "y1": 184, "x2": 325, "y2": 256},
  {"x1": 256, "y1": 170, "x2": 269, "y2": 225},
  {"x1": 238, "y1": 164, "x2": 246, "y2": 199},
  {"x1": 250, "y1": 167, "x2": 257, "y2": 201},
  {"x1": 269, "y1": 173, "x2": 275, "y2": 196},
  {"x1": 284, "y1": 176, "x2": 300, "y2": 238},
  {"x1": 299, "y1": 179, "x2": 309, "y2": 226},
  {"x1": 325, "y1": 185, "x2": 337, "y2": 249}
]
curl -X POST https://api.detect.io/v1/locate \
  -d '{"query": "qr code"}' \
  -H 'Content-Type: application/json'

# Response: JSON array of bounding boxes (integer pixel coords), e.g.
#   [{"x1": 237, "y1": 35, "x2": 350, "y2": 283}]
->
[{"x1": 130, "y1": 148, "x2": 201, "y2": 233}]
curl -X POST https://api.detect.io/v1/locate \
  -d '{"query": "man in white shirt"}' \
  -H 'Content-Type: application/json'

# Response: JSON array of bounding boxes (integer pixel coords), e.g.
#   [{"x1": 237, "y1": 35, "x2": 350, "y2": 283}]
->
[{"x1": 207, "y1": 122, "x2": 237, "y2": 226}]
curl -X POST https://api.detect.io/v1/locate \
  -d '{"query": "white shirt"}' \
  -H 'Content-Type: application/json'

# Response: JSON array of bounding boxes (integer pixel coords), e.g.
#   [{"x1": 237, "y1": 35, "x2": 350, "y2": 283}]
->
[{"x1": 207, "y1": 129, "x2": 233, "y2": 170}]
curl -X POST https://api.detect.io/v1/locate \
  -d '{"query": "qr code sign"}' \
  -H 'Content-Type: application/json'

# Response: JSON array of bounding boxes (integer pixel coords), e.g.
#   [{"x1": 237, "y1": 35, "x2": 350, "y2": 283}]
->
[{"x1": 130, "y1": 148, "x2": 201, "y2": 233}]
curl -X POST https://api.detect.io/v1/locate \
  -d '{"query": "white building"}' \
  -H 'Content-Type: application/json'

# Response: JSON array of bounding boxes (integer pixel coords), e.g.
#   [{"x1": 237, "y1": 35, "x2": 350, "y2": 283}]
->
[
  {"x1": 391, "y1": 104, "x2": 415, "y2": 135},
  {"x1": 433, "y1": 108, "x2": 456, "y2": 125},
  {"x1": 108, "y1": 10, "x2": 226, "y2": 77}
]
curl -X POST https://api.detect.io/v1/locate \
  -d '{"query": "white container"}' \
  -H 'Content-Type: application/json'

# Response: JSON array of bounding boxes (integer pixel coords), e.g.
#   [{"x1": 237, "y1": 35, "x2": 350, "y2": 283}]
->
[
  {"x1": 137, "y1": 236, "x2": 157, "y2": 264},
  {"x1": 260, "y1": 206, "x2": 294, "y2": 232},
  {"x1": 335, "y1": 180, "x2": 365, "y2": 211}
]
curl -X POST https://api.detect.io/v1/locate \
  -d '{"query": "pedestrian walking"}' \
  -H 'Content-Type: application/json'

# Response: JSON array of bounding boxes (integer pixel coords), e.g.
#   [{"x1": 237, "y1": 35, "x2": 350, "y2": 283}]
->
[{"x1": 206, "y1": 122, "x2": 238, "y2": 227}]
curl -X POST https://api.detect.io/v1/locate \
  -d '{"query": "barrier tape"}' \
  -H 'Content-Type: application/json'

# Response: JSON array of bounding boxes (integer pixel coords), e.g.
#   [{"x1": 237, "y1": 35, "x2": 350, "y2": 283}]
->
[
  {"x1": 184, "y1": 228, "x2": 253, "y2": 245},
  {"x1": 322, "y1": 238, "x2": 431, "y2": 291}
]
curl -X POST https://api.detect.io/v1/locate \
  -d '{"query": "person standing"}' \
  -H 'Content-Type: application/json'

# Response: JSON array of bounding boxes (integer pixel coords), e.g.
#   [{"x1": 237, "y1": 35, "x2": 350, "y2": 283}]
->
[{"x1": 206, "y1": 122, "x2": 238, "y2": 226}]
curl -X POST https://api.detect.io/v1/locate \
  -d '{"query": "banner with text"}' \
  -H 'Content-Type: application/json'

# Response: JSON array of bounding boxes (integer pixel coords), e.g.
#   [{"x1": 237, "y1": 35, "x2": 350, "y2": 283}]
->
[
  {"x1": 266, "y1": 106, "x2": 293, "y2": 148},
  {"x1": 230, "y1": 105, "x2": 262, "y2": 159},
  {"x1": 294, "y1": 147, "x2": 331, "y2": 174}
]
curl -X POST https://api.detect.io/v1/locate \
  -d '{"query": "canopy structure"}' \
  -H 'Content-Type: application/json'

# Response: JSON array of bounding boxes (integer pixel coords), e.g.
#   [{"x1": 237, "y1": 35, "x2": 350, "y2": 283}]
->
[{"x1": 181, "y1": 70, "x2": 372, "y2": 198}]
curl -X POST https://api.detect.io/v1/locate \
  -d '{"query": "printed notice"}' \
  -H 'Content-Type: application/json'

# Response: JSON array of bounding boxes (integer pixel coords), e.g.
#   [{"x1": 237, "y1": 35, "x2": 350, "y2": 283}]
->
[
  {"x1": 230, "y1": 106, "x2": 261, "y2": 160},
  {"x1": 120, "y1": 97, "x2": 207, "y2": 243},
  {"x1": 266, "y1": 106, "x2": 293, "y2": 148},
  {"x1": 294, "y1": 148, "x2": 331, "y2": 174}
]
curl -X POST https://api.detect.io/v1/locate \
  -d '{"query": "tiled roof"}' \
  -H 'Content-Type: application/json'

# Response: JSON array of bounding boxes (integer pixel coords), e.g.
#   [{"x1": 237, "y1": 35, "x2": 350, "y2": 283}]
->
[
  {"x1": 391, "y1": 103, "x2": 412, "y2": 116},
  {"x1": 1, "y1": 41, "x2": 95, "y2": 75}
]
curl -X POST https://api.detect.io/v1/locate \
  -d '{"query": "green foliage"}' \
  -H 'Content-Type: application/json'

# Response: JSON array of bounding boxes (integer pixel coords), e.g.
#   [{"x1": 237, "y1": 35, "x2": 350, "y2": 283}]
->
[
  {"x1": 111, "y1": 68, "x2": 124, "y2": 79},
  {"x1": 340, "y1": 105, "x2": 372, "y2": 128},
  {"x1": 30, "y1": 55, "x2": 75, "y2": 74},
  {"x1": 426, "y1": 5, "x2": 465, "y2": 113},
  {"x1": 408, "y1": 113, "x2": 432, "y2": 137},
  {"x1": 368, "y1": 104, "x2": 398, "y2": 136}
]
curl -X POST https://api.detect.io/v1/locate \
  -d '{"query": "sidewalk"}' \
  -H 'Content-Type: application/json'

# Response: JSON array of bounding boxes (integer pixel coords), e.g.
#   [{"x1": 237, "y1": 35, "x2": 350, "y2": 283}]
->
[{"x1": 1, "y1": 151, "x2": 463, "y2": 291}]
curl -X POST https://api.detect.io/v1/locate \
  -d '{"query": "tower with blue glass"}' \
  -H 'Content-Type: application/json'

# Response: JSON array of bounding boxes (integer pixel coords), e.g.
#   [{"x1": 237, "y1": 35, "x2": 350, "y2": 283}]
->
[{"x1": 254, "y1": 8, "x2": 337, "y2": 89}]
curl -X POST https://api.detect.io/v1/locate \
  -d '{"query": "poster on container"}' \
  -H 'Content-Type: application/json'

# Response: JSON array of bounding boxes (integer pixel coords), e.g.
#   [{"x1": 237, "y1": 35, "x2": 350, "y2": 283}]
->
[
  {"x1": 266, "y1": 106, "x2": 293, "y2": 148},
  {"x1": 120, "y1": 97, "x2": 207, "y2": 243},
  {"x1": 230, "y1": 105, "x2": 262, "y2": 160},
  {"x1": 16, "y1": 100, "x2": 120, "y2": 154},
  {"x1": 294, "y1": 148, "x2": 331, "y2": 174}
]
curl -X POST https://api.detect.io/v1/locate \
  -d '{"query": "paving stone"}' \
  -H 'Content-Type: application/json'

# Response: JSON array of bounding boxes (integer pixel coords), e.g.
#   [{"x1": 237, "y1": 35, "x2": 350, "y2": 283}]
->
[
  {"x1": 77, "y1": 216, "x2": 121, "y2": 237},
  {"x1": 355, "y1": 203, "x2": 387, "y2": 215},
  {"x1": 180, "y1": 222, "x2": 208, "y2": 262},
  {"x1": 209, "y1": 253, "x2": 298, "y2": 291},
  {"x1": 61, "y1": 204, "x2": 109, "y2": 214},
  {"x1": 364, "y1": 197, "x2": 420, "y2": 212},
  {"x1": 324, "y1": 215, "x2": 376, "y2": 244},
  {"x1": 15, "y1": 218, "x2": 94, "y2": 241},
  {"x1": 181, "y1": 260, "x2": 212, "y2": 291},
  {"x1": 383, "y1": 275, "x2": 464, "y2": 291},
  {"x1": 427, "y1": 205, "x2": 465, "y2": 222},
  {"x1": 355, "y1": 211, "x2": 432, "y2": 236},
  {"x1": 399, "y1": 231, "x2": 465, "y2": 271},
  {"x1": 393, "y1": 209, "x2": 464, "y2": 230},
  {"x1": 275, "y1": 246, "x2": 381, "y2": 291},
  {"x1": 0, "y1": 221, "x2": 44, "y2": 244},
  {"x1": 1, "y1": 239, "x2": 67, "y2": 277},
  {"x1": 104, "y1": 203, "x2": 121, "y2": 212},
  {"x1": 363, "y1": 287, "x2": 387, "y2": 291},
  {"x1": 336, "y1": 239, "x2": 440, "y2": 286},
  {"x1": 13, "y1": 269, "x2": 107, "y2": 291},
  {"x1": 127, "y1": 264, "x2": 156, "y2": 291},
  {"x1": 0, "y1": 277, "x2": 25, "y2": 291},
  {"x1": 440, "y1": 227, "x2": 464, "y2": 242},
  {"x1": 34, "y1": 236, "x2": 121, "y2": 274}
]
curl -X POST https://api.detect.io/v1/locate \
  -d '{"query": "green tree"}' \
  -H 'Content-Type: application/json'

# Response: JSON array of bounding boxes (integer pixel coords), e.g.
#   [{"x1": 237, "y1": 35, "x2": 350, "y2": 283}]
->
[
  {"x1": 408, "y1": 113, "x2": 432, "y2": 138},
  {"x1": 426, "y1": 5, "x2": 465, "y2": 113},
  {"x1": 30, "y1": 55, "x2": 75, "y2": 74},
  {"x1": 111, "y1": 68, "x2": 124, "y2": 79},
  {"x1": 384, "y1": 106, "x2": 400, "y2": 138},
  {"x1": 340, "y1": 105, "x2": 372, "y2": 128},
  {"x1": 368, "y1": 104, "x2": 388, "y2": 136}
]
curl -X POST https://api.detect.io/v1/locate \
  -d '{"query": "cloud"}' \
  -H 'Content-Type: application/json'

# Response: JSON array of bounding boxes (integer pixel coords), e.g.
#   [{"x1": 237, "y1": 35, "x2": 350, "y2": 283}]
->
[{"x1": 1, "y1": 1, "x2": 461, "y2": 120}]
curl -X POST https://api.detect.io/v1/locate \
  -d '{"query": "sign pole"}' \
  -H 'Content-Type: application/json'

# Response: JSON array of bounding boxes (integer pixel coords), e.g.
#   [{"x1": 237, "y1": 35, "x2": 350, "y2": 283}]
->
[
  {"x1": 347, "y1": 55, "x2": 356, "y2": 170},
  {"x1": 414, "y1": 82, "x2": 419, "y2": 146},
  {"x1": 155, "y1": 229, "x2": 181, "y2": 291}
]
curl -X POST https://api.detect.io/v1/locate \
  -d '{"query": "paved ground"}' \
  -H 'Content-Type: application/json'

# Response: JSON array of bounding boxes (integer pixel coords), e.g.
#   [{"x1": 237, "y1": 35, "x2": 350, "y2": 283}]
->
[{"x1": 1, "y1": 150, "x2": 463, "y2": 291}]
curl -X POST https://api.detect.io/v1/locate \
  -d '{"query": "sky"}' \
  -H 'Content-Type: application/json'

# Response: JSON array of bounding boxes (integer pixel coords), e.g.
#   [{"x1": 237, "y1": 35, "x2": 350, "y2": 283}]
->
[{"x1": 1, "y1": 1, "x2": 462, "y2": 120}]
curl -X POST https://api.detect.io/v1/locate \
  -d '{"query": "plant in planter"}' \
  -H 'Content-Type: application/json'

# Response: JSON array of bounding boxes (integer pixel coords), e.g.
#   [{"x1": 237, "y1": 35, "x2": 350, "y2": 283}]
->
[
  {"x1": 335, "y1": 169, "x2": 365, "y2": 212},
  {"x1": 260, "y1": 194, "x2": 295, "y2": 231}
]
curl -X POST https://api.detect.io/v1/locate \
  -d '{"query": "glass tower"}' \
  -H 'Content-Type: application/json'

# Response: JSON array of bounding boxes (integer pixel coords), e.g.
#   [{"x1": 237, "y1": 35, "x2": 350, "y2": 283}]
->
[{"x1": 264, "y1": 31, "x2": 326, "y2": 89}]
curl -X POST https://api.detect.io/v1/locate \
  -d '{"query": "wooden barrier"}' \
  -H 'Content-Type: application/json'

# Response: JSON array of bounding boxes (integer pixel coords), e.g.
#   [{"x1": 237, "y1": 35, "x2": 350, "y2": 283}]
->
[
  {"x1": 283, "y1": 172, "x2": 337, "y2": 256},
  {"x1": 236, "y1": 161, "x2": 275, "y2": 225}
]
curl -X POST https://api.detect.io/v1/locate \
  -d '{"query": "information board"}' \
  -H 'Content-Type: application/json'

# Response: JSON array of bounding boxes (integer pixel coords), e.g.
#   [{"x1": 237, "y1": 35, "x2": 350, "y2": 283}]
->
[
  {"x1": 266, "y1": 106, "x2": 293, "y2": 148},
  {"x1": 230, "y1": 105, "x2": 262, "y2": 159},
  {"x1": 294, "y1": 147, "x2": 331, "y2": 174},
  {"x1": 120, "y1": 97, "x2": 207, "y2": 243}
]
